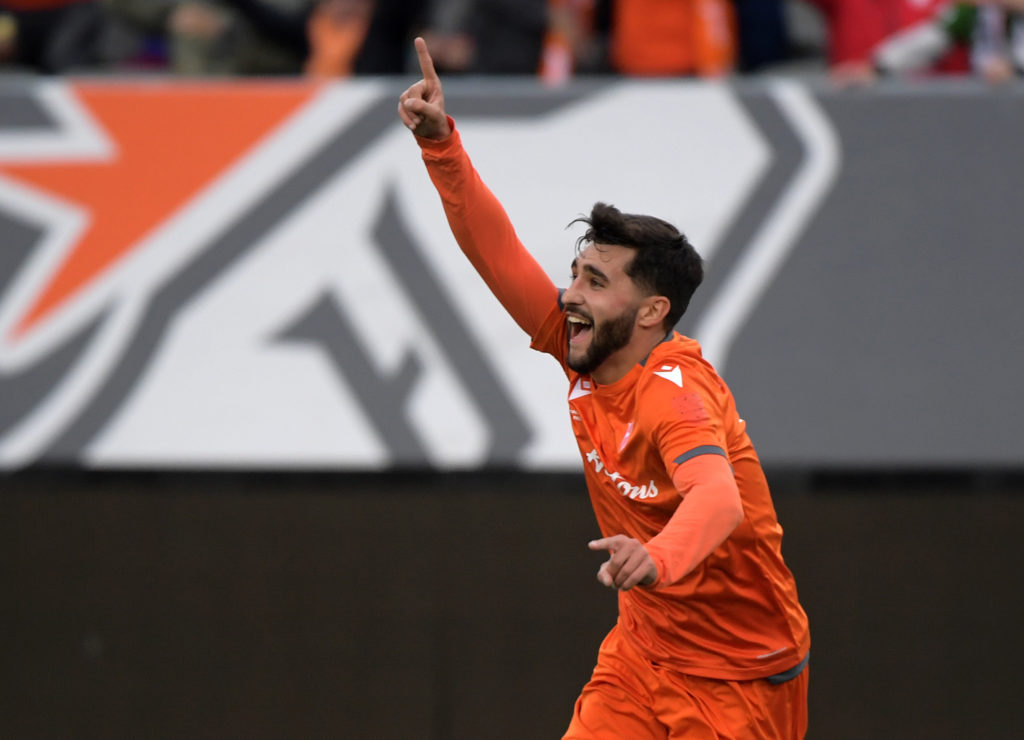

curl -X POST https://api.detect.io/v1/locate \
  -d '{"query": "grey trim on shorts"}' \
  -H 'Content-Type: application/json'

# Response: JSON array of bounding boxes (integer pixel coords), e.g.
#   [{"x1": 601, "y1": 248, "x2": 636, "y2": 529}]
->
[
  {"x1": 673, "y1": 445, "x2": 728, "y2": 466},
  {"x1": 767, "y1": 653, "x2": 810, "y2": 685}
]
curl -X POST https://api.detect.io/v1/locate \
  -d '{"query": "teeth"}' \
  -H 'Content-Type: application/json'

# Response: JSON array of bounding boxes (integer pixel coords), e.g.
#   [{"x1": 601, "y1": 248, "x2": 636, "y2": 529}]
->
[{"x1": 567, "y1": 316, "x2": 590, "y2": 326}]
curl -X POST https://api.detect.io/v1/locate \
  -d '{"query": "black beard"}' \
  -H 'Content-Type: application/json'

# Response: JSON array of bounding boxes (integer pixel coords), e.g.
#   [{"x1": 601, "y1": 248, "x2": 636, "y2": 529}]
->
[{"x1": 567, "y1": 306, "x2": 638, "y2": 375}]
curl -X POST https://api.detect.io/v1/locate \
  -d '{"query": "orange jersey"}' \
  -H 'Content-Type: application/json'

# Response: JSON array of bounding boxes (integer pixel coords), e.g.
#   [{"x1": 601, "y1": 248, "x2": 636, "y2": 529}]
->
[
  {"x1": 532, "y1": 309, "x2": 809, "y2": 679},
  {"x1": 419, "y1": 122, "x2": 809, "y2": 681}
]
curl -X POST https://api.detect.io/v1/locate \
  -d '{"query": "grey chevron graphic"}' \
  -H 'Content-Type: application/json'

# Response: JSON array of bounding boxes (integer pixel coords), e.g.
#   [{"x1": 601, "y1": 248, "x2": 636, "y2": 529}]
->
[{"x1": 0, "y1": 85, "x2": 105, "y2": 454}]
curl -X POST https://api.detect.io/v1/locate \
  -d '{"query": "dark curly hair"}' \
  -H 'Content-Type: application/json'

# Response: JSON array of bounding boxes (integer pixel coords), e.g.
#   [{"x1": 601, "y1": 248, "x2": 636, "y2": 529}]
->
[{"x1": 570, "y1": 202, "x2": 704, "y2": 330}]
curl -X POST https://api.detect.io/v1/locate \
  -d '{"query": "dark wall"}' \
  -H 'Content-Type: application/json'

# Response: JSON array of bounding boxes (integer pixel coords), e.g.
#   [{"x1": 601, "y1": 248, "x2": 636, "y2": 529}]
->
[{"x1": 3, "y1": 472, "x2": 1023, "y2": 739}]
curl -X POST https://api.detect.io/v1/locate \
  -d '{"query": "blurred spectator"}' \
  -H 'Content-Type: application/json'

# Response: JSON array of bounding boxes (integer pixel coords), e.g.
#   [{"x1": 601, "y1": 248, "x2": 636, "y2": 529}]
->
[
  {"x1": 418, "y1": 0, "x2": 477, "y2": 74},
  {"x1": 607, "y1": 0, "x2": 737, "y2": 77},
  {"x1": 539, "y1": 0, "x2": 738, "y2": 79},
  {"x1": 540, "y1": 0, "x2": 602, "y2": 83},
  {"x1": 733, "y1": 0, "x2": 791, "y2": 72},
  {"x1": 158, "y1": 0, "x2": 388, "y2": 77},
  {"x1": 305, "y1": 0, "x2": 373, "y2": 76},
  {"x1": 965, "y1": 0, "x2": 1023, "y2": 80},
  {"x1": 469, "y1": 0, "x2": 548, "y2": 74},
  {"x1": 833, "y1": 1, "x2": 1023, "y2": 85},
  {"x1": 346, "y1": 0, "x2": 429, "y2": 74},
  {"x1": 0, "y1": 0, "x2": 107, "y2": 73},
  {"x1": 420, "y1": 0, "x2": 548, "y2": 75},
  {"x1": 104, "y1": 0, "x2": 310, "y2": 75},
  {"x1": 804, "y1": 0, "x2": 970, "y2": 78}
]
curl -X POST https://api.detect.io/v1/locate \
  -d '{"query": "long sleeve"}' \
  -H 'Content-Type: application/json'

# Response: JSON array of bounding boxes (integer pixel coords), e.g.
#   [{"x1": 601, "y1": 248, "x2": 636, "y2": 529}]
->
[
  {"x1": 417, "y1": 119, "x2": 560, "y2": 338},
  {"x1": 645, "y1": 453, "x2": 744, "y2": 588}
]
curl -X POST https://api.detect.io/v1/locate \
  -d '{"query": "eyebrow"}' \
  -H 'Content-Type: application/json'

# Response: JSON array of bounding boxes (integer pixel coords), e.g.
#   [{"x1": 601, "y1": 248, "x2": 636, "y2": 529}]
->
[
  {"x1": 570, "y1": 258, "x2": 610, "y2": 283},
  {"x1": 582, "y1": 263, "x2": 610, "y2": 282}
]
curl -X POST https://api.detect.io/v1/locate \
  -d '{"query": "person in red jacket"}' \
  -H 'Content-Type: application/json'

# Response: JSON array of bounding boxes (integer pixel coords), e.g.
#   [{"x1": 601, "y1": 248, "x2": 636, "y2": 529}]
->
[
  {"x1": 806, "y1": 0, "x2": 970, "y2": 78},
  {"x1": 399, "y1": 37, "x2": 810, "y2": 739}
]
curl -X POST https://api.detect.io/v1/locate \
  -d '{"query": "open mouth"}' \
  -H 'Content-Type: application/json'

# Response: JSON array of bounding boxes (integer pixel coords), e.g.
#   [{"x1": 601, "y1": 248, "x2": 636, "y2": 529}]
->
[{"x1": 567, "y1": 314, "x2": 593, "y2": 345}]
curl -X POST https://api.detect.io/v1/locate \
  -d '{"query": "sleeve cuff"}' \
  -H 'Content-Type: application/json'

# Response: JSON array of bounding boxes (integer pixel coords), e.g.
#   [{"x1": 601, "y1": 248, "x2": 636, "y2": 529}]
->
[
  {"x1": 416, "y1": 116, "x2": 460, "y2": 157},
  {"x1": 644, "y1": 544, "x2": 669, "y2": 589}
]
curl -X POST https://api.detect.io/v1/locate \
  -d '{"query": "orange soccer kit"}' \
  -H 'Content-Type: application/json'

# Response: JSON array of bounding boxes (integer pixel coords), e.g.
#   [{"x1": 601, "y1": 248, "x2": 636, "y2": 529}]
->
[{"x1": 418, "y1": 121, "x2": 810, "y2": 739}]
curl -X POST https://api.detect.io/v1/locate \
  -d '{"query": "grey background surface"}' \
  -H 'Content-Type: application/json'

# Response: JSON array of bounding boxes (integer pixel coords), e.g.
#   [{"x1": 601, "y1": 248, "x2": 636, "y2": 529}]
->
[{"x1": 715, "y1": 89, "x2": 1024, "y2": 467}]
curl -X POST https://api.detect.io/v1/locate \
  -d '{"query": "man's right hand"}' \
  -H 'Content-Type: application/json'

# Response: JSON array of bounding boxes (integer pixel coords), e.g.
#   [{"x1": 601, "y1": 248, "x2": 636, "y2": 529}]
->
[{"x1": 398, "y1": 37, "x2": 452, "y2": 141}]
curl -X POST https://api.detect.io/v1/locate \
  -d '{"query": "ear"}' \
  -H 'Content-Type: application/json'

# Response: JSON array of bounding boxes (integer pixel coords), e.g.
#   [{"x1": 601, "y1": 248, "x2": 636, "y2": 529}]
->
[{"x1": 637, "y1": 295, "x2": 670, "y2": 329}]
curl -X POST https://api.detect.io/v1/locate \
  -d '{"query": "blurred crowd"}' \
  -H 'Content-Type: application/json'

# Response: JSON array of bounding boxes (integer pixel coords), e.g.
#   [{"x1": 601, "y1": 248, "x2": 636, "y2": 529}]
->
[{"x1": 0, "y1": 0, "x2": 1021, "y2": 83}]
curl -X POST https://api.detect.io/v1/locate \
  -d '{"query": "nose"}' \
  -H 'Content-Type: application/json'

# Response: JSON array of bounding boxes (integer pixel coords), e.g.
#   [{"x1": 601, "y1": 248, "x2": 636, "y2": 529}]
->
[{"x1": 563, "y1": 275, "x2": 584, "y2": 308}]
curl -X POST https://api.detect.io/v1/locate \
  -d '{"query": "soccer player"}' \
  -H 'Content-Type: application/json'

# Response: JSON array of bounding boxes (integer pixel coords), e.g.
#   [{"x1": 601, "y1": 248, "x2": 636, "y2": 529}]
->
[{"x1": 398, "y1": 37, "x2": 811, "y2": 740}]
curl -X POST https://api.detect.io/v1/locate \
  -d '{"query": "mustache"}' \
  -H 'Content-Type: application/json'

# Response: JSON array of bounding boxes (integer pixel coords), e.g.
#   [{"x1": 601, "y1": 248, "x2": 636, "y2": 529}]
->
[{"x1": 565, "y1": 307, "x2": 593, "y2": 324}]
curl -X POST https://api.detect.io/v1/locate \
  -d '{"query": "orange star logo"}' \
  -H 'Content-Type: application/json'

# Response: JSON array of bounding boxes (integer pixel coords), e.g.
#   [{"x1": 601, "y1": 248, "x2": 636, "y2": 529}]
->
[{"x1": 0, "y1": 81, "x2": 318, "y2": 338}]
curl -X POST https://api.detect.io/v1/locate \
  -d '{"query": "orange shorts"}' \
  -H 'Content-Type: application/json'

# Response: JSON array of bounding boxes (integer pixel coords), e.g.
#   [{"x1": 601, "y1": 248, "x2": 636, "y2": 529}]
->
[{"x1": 563, "y1": 626, "x2": 808, "y2": 740}]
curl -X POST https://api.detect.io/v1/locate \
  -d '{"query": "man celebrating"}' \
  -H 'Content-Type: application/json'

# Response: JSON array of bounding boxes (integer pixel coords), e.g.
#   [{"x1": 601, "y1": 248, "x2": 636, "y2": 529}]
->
[{"x1": 399, "y1": 38, "x2": 810, "y2": 740}]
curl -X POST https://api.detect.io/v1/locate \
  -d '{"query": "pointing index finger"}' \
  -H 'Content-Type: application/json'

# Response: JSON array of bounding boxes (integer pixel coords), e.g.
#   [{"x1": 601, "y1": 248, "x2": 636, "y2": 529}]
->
[{"x1": 414, "y1": 36, "x2": 439, "y2": 83}]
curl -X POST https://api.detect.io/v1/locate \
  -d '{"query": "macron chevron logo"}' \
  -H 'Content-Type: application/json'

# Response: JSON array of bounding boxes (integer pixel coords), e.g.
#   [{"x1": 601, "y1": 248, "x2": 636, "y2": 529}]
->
[
  {"x1": 653, "y1": 364, "x2": 683, "y2": 388},
  {"x1": 569, "y1": 377, "x2": 593, "y2": 400}
]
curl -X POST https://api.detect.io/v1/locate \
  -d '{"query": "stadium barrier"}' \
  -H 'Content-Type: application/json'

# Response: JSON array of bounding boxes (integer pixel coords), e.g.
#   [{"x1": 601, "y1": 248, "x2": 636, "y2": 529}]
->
[{"x1": 1, "y1": 78, "x2": 1021, "y2": 471}]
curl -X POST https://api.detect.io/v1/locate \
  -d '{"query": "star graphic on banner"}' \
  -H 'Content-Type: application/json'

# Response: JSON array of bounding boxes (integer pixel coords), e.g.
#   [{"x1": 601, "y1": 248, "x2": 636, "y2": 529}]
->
[{"x1": 0, "y1": 82, "x2": 317, "y2": 338}]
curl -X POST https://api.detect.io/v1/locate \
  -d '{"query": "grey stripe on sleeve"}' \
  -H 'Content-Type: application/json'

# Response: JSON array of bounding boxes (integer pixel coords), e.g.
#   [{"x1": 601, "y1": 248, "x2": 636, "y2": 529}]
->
[{"x1": 673, "y1": 445, "x2": 728, "y2": 466}]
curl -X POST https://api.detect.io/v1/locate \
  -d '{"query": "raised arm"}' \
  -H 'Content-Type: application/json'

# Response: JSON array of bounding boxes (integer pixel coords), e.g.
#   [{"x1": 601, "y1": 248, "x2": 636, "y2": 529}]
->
[{"x1": 398, "y1": 38, "x2": 560, "y2": 339}]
